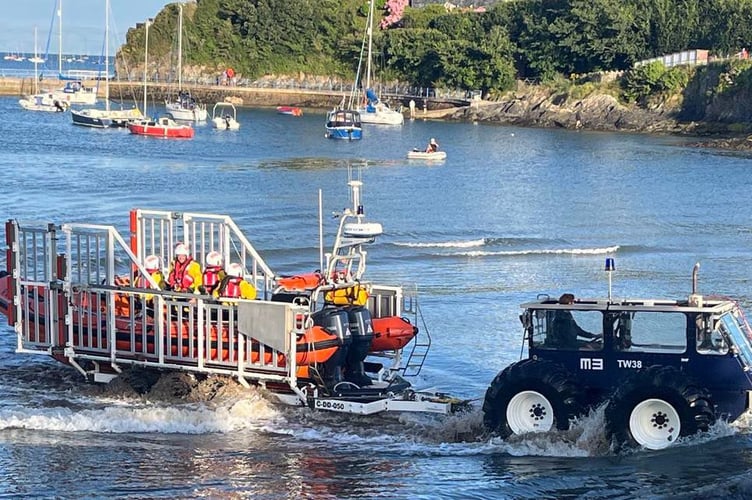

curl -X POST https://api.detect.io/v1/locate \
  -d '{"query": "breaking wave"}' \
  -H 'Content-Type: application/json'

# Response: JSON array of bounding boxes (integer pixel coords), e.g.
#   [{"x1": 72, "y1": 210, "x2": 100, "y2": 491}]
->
[
  {"x1": 455, "y1": 245, "x2": 620, "y2": 257},
  {"x1": 394, "y1": 238, "x2": 488, "y2": 249}
]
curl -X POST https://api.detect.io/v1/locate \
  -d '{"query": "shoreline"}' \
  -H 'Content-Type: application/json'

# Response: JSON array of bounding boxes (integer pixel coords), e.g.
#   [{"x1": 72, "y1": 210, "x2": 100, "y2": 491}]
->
[
  {"x1": 3, "y1": 76, "x2": 750, "y2": 150},
  {"x1": 0, "y1": 77, "x2": 465, "y2": 114}
]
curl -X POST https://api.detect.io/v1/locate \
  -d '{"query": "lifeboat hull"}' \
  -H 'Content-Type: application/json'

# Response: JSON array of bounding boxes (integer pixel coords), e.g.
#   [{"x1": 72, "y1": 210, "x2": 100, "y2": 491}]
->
[
  {"x1": 0, "y1": 274, "x2": 339, "y2": 368},
  {"x1": 370, "y1": 316, "x2": 417, "y2": 351}
]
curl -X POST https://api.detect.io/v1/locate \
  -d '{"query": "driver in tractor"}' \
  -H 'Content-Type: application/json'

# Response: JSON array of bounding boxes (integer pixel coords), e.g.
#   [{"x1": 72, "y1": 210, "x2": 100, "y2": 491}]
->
[{"x1": 548, "y1": 293, "x2": 602, "y2": 349}]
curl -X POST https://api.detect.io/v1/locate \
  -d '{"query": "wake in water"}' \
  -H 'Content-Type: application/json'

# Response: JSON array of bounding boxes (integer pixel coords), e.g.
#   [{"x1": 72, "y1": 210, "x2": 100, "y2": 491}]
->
[
  {"x1": 392, "y1": 237, "x2": 619, "y2": 258},
  {"x1": 0, "y1": 366, "x2": 745, "y2": 459}
]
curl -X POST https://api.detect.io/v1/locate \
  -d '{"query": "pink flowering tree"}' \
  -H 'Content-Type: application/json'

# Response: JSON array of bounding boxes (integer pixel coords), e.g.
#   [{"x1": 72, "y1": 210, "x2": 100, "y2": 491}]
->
[{"x1": 380, "y1": 0, "x2": 409, "y2": 29}]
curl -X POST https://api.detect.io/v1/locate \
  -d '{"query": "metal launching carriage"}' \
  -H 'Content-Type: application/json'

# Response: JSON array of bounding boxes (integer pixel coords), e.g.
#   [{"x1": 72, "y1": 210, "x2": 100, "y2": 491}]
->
[{"x1": 1, "y1": 177, "x2": 459, "y2": 415}]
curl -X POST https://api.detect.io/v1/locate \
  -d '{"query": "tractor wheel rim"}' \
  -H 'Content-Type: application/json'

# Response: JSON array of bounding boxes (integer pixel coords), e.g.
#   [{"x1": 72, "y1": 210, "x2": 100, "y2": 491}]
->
[
  {"x1": 629, "y1": 398, "x2": 681, "y2": 450},
  {"x1": 507, "y1": 390, "x2": 554, "y2": 435}
]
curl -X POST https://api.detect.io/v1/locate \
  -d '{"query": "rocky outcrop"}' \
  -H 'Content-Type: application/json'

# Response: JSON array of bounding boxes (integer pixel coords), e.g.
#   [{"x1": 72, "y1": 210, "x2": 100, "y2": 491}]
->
[{"x1": 444, "y1": 90, "x2": 695, "y2": 134}]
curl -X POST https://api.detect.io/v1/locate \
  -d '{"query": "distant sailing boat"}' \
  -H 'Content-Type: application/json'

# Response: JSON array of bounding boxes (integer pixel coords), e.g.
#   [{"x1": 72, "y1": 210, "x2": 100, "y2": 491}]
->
[
  {"x1": 164, "y1": 3, "x2": 207, "y2": 121},
  {"x1": 48, "y1": 0, "x2": 98, "y2": 105},
  {"x1": 353, "y1": 0, "x2": 404, "y2": 125},
  {"x1": 129, "y1": 18, "x2": 195, "y2": 139},
  {"x1": 70, "y1": 0, "x2": 142, "y2": 127},
  {"x1": 18, "y1": 27, "x2": 67, "y2": 112}
]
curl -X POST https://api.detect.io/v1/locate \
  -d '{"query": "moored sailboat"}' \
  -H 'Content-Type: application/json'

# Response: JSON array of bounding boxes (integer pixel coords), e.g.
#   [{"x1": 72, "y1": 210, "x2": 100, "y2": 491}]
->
[
  {"x1": 164, "y1": 3, "x2": 208, "y2": 121},
  {"x1": 128, "y1": 17, "x2": 193, "y2": 139},
  {"x1": 19, "y1": 27, "x2": 68, "y2": 113},
  {"x1": 354, "y1": 0, "x2": 404, "y2": 126},
  {"x1": 71, "y1": 0, "x2": 142, "y2": 128}
]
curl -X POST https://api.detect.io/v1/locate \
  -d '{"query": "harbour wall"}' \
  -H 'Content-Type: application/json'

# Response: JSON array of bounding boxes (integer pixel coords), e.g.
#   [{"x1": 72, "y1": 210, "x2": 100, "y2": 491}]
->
[{"x1": 0, "y1": 77, "x2": 467, "y2": 112}]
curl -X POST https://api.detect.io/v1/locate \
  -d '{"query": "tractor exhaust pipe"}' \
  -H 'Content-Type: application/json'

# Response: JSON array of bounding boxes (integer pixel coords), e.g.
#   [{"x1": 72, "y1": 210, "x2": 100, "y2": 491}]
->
[
  {"x1": 692, "y1": 262, "x2": 700, "y2": 295},
  {"x1": 689, "y1": 262, "x2": 703, "y2": 307}
]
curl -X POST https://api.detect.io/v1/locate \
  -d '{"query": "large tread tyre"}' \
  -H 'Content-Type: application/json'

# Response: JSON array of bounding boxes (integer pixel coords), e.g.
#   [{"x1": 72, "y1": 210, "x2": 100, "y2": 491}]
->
[
  {"x1": 482, "y1": 359, "x2": 586, "y2": 438},
  {"x1": 605, "y1": 365, "x2": 715, "y2": 451}
]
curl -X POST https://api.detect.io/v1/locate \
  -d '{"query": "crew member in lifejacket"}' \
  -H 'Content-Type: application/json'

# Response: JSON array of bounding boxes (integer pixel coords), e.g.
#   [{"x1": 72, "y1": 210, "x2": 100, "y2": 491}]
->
[
  {"x1": 134, "y1": 254, "x2": 166, "y2": 315},
  {"x1": 166, "y1": 243, "x2": 203, "y2": 294},
  {"x1": 200, "y1": 251, "x2": 225, "y2": 296},
  {"x1": 215, "y1": 263, "x2": 257, "y2": 302},
  {"x1": 137, "y1": 254, "x2": 165, "y2": 292}
]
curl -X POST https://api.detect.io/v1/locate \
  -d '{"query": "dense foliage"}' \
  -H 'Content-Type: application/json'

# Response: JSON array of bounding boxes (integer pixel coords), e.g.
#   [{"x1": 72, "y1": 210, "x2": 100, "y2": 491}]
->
[{"x1": 118, "y1": 0, "x2": 752, "y2": 95}]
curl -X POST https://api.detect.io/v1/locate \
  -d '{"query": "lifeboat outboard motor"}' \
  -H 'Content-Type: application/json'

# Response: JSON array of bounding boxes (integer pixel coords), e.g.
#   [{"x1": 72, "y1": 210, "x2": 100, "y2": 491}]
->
[
  {"x1": 311, "y1": 306, "x2": 352, "y2": 387},
  {"x1": 345, "y1": 306, "x2": 374, "y2": 386}
]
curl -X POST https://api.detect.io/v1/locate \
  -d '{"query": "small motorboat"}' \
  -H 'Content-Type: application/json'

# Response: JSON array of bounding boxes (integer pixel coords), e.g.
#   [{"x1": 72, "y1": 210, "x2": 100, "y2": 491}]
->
[
  {"x1": 325, "y1": 109, "x2": 362, "y2": 140},
  {"x1": 127, "y1": 116, "x2": 195, "y2": 138},
  {"x1": 277, "y1": 106, "x2": 302, "y2": 116},
  {"x1": 211, "y1": 102, "x2": 240, "y2": 130},
  {"x1": 407, "y1": 149, "x2": 447, "y2": 160},
  {"x1": 19, "y1": 93, "x2": 68, "y2": 112}
]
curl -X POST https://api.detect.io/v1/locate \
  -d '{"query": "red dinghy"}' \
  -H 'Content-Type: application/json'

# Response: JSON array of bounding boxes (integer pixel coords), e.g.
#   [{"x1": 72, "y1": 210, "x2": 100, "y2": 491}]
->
[
  {"x1": 276, "y1": 106, "x2": 303, "y2": 116},
  {"x1": 128, "y1": 116, "x2": 195, "y2": 138}
]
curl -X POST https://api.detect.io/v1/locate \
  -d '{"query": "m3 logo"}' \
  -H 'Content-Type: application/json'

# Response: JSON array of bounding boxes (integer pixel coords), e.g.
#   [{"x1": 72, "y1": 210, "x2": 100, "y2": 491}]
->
[{"x1": 580, "y1": 358, "x2": 604, "y2": 370}]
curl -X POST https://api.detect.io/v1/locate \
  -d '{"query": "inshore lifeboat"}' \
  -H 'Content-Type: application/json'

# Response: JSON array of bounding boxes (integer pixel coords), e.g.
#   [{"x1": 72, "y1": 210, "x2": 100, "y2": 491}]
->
[
  {"x1": 128, "y1": 116, "x2": 195, "y2": 138},
  {"x1": 109, "y1": 321, "x2": 339, "y2": 366},
  {"x1": 0, "y1": 273, "x2": 338, "y2": 368},
  {"x1": 370, "y1": 316, "x2": 418, "y2": 351},
  {"x1": 276, "y1": 106, "x2": 303, "y2": 116}
]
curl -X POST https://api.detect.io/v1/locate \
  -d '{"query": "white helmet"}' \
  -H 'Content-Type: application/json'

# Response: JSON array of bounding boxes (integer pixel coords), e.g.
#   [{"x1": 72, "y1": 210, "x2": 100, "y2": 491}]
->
[
  {"x1": 174, "y1": 243, "x2": 189, "y2": 256},
  {"x1": 227, "y1": 263, "x2": 243, "y2": 278},
  {"x1": 206, "y1": 251, "x2": 222, "y2": 267},
  {"x1": 144, "y1": 254, "x2": 161, "y2": 271},
  {"x1": 430, "y1": 138, "x2": 437, "y2": 145}
]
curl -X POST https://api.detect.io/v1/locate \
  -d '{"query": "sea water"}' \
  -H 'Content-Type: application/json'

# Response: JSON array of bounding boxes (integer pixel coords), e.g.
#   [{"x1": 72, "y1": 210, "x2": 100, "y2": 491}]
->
[{"x1": 1, "y1": 96, "x2": 752, "y2": 498}]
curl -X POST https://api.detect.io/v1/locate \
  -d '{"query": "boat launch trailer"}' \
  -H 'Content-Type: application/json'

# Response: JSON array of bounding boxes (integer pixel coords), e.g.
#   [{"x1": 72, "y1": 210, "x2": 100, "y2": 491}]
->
[{"x1": 2, "y1": 181, "x2": 462, "y2": 416}]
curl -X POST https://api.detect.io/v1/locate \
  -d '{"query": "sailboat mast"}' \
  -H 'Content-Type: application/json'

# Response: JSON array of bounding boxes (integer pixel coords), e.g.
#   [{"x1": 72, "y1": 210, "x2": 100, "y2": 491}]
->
[
  {"x1": 105, "y1": 0, "x2": 109, "y2": 111},
  {"x1": 57, "y1": 0, "x2": 62, "y2": 76},
  {"x1": 143, "y1": 19, "x2": 150, "y2": 116},
  {"x1": 177, "y1": 3, "x2": 183, "y2": 90},
  {"x1": 34, "y1": 27, "x2": 39, "y2": 94},
  {"x1": 365, "y1": 0, "x2": 374, "y2": 91}
]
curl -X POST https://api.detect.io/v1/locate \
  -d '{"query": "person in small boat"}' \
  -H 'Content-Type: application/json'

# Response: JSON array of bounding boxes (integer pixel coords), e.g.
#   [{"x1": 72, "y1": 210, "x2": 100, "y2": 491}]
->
[
  {"x1": 425, "y1": 138, "x2": 439, "y2": 153},
  {"x1": 166, "y1": 243, "x2": 203, "y2": 294},
  {"x1": 548, "y1": 293, "x2": 601, "y2": 349},
  {"x1": 215, "y1": 263, "x2": 257, "y2": 302},
  {"x1": 200, "y1": 251, "x2": 226, "y2": 296}
]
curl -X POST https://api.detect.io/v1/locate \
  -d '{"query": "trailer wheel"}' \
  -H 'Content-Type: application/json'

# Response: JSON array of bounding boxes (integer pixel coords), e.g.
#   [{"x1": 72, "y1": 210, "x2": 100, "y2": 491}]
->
[
  {"x1": 605, "y1": 365, "x2": 715, "y2": 451},
  {"x1": 482, "y1": 359, "x2": 585, "y2": 438}
]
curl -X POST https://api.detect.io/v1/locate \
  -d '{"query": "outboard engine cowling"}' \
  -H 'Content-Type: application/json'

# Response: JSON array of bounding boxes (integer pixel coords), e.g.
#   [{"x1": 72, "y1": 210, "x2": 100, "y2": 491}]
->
[
  {"x1": 311, "y1": 306, "x2": 352, "y2": 387},
  {"x1": 345, "y1": 306, "x2": 374, "y2": 386}
]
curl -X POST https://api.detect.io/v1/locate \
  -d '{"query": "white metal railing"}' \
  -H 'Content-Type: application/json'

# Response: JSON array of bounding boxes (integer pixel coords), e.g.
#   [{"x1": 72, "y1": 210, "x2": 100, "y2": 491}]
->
[{"x1": 132, "y1": 209, "x2": 276, "y2": 300}]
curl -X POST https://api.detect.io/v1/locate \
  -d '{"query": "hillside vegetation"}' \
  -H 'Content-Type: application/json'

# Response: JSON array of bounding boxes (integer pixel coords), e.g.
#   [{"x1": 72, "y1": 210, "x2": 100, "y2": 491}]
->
[{"x1": 117, "y1": 0, "x2": 752, "y2": 114}]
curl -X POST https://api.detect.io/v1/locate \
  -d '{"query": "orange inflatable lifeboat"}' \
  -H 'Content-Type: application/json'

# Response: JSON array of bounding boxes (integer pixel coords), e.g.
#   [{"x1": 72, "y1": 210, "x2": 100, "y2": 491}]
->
[
  {"x1": 370, "y1": 316, "x2": 418, "y2": 352},
  {"x1": 276, "y1": 272, "x2": 324, "y2": 292},
  {"x1": 111, "y1": 322, "x2": 339, "y2": 367}
]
